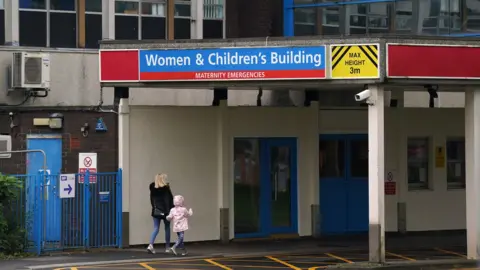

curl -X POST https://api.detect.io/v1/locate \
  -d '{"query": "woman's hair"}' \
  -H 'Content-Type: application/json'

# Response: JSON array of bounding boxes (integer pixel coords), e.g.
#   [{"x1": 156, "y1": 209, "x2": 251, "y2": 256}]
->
[{"x1": 154, "y1": 173, "x2": 168, "y2": 188}]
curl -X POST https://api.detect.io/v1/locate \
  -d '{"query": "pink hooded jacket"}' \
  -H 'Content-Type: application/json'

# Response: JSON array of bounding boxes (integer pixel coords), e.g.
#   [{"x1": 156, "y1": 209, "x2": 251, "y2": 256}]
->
[{"x1": 166, "y1": 195, "x2": 193, "y2": 232}]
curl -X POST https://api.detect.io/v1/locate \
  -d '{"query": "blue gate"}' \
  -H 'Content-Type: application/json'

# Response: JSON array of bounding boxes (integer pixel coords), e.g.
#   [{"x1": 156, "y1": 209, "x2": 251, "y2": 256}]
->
[{"x1": 11, "y1": 169, "x2": 122, "y2": 254}]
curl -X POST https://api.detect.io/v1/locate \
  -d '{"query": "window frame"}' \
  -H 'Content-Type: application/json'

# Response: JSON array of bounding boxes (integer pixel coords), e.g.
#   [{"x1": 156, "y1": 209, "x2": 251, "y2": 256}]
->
[
  {"x1": 446, "y1": 137, "x2": 466, "y2": 190},
  {"x1": 407, "y1": 136, "x2": 431, "y2": 191}
]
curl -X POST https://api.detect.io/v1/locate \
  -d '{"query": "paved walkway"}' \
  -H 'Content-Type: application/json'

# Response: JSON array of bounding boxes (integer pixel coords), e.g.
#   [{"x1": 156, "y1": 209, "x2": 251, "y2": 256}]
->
[{"x1": 0, "y1": 233, "x2": 474, "y2": 270}]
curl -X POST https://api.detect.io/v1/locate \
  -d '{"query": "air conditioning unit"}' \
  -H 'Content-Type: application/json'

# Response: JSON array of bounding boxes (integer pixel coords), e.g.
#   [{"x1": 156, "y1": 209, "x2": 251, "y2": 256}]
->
[
  {"x1": 0, "y1": 135, "x2": 12, "y2": 159},
  {"x1": 11, "y1": 52, "x2": 50, "y2": 89}
]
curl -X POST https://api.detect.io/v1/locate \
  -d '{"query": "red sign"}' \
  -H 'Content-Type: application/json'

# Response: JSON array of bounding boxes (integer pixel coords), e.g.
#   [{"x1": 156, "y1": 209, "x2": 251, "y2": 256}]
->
[
  {"x1": 100, "y1": 50, "x2": 139, "y2": 82},
  {"x1": 387, "y1": 44, "x2": 480, "y2": 79},
  {"x1": 79, "y1": 168, "x2": 97, "y2": 184},
  {"x1": 385, "y1": 182, "x2": 396, "y2": 195}
]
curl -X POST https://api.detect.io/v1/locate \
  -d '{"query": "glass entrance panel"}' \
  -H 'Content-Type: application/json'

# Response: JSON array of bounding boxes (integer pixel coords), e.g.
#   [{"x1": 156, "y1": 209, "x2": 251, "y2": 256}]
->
[
  {"x1": 233, "y1": 138, "x2": 261, "y2": 235},
  {"x1": 269, "y1": 145, "x2": 292, "y2": 228}
]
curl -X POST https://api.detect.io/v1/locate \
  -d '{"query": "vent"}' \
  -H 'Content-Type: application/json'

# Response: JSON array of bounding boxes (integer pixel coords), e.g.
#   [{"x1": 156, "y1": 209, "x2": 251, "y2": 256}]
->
[
  {"x1": 10, "y1": 52, "x2": 50, "y2": 90},
  {"x1": 24, "y1": 57, "x2": 42, "y2": 84},
  {"x1": 0, "y1": 135, "x2": 12, "y2": 159}
]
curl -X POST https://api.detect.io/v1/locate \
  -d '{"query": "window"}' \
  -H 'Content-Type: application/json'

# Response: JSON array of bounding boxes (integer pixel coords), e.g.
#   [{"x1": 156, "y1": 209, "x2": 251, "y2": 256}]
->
[
  {"x1": 408, "y1": 137, "x2": 430, "y2": 190},
  {"x1": 204, "y1": 0, "x2": 223, "y2": 38},
  {"x1": 348, "y1": 2, "x2": 389, "y2": 35},
  {"x1": 467, "y1": 0, "x2": 480, "y2": 32},
  {"x1": 446, "y1": 138, "x2": 465, "y2": 189},
  {"x1": 419, "y1": 0, "x2": 461, "y2": 35},
  {"x1": 395, "y1": 0, "x2": 413, "y2": 34},
  {"x1": 19, "y1": 0, "x2": 79, "y2": 48},
  {"x1": 115, "y1": 0, "x2": 166, "y2": 40},
  {"x1": 85, "y1": 0, "x2": 102, "y2": 48},
  {"x1": 175, "y1": 0, "x2": 191, "y2": 39}
]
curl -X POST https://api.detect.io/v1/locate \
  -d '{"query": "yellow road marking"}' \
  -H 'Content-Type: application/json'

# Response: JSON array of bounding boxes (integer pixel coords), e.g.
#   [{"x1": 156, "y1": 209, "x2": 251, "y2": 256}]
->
[
  {"x1": 266, "y1": 256, "x2": 302, "y2": 270},
  {"x1": 386, "y1": 251, "x2": 416, "y2": 261},
  {"x1": 139, "y1": 263, "x2": 156, "y2": 270},
  {"x1": 72, "y1": 268, "x2": 79, "y2": 270},
  {"x1": 434, "y1": 248, "x2": 468, "y2": 259},
  {"x1": 204, "y1": 259, "x2": 233, "y2": 270},
  {"x1": 325, "y1": 253, "x2": 353, "y2": 263},
  {"x1": 307, "y1": 267, "x2": 328, "y2": 270}
]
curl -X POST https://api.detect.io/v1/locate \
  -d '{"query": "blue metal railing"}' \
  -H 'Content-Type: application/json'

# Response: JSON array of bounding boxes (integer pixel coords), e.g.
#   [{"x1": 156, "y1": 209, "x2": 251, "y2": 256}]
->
[{"x1": 8, "y1": 169, "x2": 122, "y2": 254}]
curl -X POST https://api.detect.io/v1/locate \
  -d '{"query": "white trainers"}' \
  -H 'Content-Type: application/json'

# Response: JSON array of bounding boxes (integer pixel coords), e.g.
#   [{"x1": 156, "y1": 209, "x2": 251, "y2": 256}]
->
[
  {"x1": 170, "y1": 247, "x2": 177, "y2": 255},
  {"x1": 165, "y1": 248, "x2": 171, "y2": 253},
  {"x1": 147, "y1": 244, "x2": 156, "y2": 254}
]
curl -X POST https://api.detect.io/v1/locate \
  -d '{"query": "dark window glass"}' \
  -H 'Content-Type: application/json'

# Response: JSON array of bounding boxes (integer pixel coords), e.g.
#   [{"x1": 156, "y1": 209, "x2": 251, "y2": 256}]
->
[
  {"x1": 115, "y1": 1, "x2": 139, "y2": 14},
  {"x1": 319, "y1": 139, "x2": 345, "y2": 178},
  {"x1": 20, "y1": 0, "x2": 46, "y2": 9},
  {"x1": 86, "y1": 0, "x2": 102, "y2": 12},
  {"x1": 50, "y1": 12, "x2": 76, "y2": 48},
  {"x1": 141, "y1": 17, "x2": 166, "y2": 39},
  {"x1": 50, "y1": 0, "x2": 75, "y2": 11},
  {"x1": 294, "y1": 25, "x2": 315, "y2": 36},
  {"x1": 20, "y1": 11, "x2": 47, "y2": 47},
  {"x1": 350, "y1": 139, "x2": 368, "y2": 178},
  {"x1": 86, "y1": 14, "x2": 102, "y2": 48},
  {"x1": 0, "y1": 11, "x2": 5, "y2": 45},
  {"x1": 174, "y1": 18, "x2": 190, "y2": 39},
  {"x1": 115, "y1": 16, "x2": 138, "y2": 40},
  {"x1": 203, "y1": 19, "x2": 222, "y2": 38}
]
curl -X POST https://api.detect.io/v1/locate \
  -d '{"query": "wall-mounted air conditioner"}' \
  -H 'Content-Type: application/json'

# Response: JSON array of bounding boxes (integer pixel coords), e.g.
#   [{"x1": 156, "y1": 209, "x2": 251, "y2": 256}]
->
[
  {"x1": 0, "y1": 135, "x2": 12, "y2": 159},
  {"x1": 11, "y1": 52, "x2": 50, "y2": 90}
]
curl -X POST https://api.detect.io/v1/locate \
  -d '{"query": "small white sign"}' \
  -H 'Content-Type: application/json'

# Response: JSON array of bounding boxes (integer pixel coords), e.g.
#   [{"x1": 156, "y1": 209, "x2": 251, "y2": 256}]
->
[{"x1": 59, "y1": 174, "x2": 76, "y2": 199}]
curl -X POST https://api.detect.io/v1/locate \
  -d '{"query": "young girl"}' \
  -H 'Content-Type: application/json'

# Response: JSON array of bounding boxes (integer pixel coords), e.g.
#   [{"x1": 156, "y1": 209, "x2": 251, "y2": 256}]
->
[{"x1": 166, "y1": 195, "x2": 193, "y2": 256}]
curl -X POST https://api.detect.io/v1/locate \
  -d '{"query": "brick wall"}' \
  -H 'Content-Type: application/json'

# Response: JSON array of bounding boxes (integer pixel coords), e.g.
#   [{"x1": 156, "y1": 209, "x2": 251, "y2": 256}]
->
[
  {"x1": 0, "y1": 110, "x2": 117, "y2": 175},
  {"x1": 226, "y1": 0, "x2": 284, "y2": 38}
]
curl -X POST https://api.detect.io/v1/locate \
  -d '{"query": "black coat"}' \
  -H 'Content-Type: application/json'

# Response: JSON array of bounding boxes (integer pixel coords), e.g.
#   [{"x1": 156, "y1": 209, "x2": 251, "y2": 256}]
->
[{"x1": 149, "y1": 183, "x2": 174, "y2": 217}]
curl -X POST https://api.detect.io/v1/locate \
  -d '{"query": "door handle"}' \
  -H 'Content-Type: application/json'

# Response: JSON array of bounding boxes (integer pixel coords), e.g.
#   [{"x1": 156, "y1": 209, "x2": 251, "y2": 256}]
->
[{"x1": 274, "y1": 172, "x2": 278, "y2": 201}]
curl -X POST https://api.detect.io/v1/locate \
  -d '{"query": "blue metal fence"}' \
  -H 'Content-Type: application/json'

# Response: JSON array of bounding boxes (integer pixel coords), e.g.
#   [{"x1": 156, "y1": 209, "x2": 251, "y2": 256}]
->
[{"x1": 10, "y1": 169, "x2": 122, "y2": 254}]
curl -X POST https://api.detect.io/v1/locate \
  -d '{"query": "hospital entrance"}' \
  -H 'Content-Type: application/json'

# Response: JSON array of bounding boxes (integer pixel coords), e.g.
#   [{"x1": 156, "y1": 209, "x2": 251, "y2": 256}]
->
[{"x1": 233, "y1": 138, "x2": 298, "y2": 238}]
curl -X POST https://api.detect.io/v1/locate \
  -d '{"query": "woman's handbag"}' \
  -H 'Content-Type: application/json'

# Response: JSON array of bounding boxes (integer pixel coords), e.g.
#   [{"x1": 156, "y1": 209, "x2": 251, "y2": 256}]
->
[{"x1": 153, "y1": 204, "x2": 164, "y2": 218}]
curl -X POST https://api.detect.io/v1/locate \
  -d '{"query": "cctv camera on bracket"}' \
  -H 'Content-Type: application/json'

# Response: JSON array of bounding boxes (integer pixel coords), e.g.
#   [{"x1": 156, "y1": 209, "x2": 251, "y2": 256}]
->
[{"x1": 354, "y1": 85, "x2": 374, "y2": 105}]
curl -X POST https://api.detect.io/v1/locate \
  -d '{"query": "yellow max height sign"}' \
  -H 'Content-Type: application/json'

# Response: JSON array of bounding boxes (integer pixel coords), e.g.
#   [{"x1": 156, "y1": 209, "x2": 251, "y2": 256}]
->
[{"x1": 330, "y1": 44, "x2": 380, "y2": 79}]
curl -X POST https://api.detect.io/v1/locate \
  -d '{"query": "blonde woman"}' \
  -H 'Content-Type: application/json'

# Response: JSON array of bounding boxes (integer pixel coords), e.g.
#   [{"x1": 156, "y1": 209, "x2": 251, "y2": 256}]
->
[{"x1": 147, "y1": 173, "x2": 174, "y2": 254}]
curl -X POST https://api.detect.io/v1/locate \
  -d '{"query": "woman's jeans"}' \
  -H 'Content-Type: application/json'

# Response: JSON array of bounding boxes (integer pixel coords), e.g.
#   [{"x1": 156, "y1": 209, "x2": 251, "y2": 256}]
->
[{"x1": 150, "y1": 217, "x2": 170, "y2": 248}]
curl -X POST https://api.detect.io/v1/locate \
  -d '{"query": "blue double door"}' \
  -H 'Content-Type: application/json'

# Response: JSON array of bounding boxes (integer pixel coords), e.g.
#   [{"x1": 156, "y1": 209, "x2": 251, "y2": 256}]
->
[
  {"x1": 320, "y1": 134, "x2": 369, "y2": 235},
  {"x1": 233, "y1": 138, "x2": 298, "y2": 238}
]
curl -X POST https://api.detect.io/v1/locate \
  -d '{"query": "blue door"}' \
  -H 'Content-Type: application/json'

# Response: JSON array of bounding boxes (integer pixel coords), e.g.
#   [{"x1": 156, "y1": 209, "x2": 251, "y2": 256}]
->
[
  {"x1": 319, "y1": 134, "x2": 368, "y2": 234},
  {"x1": 27, "y1": 134, "x2": 62, "y2": 243},
  {"x1": 234, "y1": 138, "x2": 298, "y2": 238}
]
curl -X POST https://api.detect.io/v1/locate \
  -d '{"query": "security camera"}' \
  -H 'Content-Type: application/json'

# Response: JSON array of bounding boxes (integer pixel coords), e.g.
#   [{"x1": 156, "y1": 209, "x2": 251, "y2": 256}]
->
[{"x1": 355, "y1": 89, "x2": 371, "y2": 102}]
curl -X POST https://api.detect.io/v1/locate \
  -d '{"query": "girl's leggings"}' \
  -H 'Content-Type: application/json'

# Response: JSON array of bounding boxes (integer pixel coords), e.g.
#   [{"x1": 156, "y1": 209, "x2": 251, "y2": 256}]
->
[{"x1": 173, "y1": 231, "x2": 185, "y2": 249}]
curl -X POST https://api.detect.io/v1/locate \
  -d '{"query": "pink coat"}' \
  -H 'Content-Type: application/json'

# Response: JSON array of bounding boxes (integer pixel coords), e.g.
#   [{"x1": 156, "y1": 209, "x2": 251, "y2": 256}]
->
[{"x1": 166, "y1": 195, "x2": 193, "y2": 232}]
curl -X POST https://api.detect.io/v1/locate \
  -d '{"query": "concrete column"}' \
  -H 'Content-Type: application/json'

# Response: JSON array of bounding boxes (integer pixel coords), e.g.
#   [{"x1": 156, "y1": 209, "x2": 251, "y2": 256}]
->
[
  {"x1": 191, "y1": 0, "x2": 204, "y2": 39},
  {"x1": 217, "y1": 99, "x2": 230, "y2": 243},
  {"x1": 118, "y1": 98, "x2": 130, "y2": 247},
  {"x1": 309, "y1": 101, "x2": 320, "y2": 237},
  {"x1": 102, "y1": 0, "x2": 115, "y2": 39},
  {"x1": 465, "y1": 88, "x2": 480, "y2": 259},
  {"x1": 4, "y1": 0, "x2": 19, "y2": 46},
  {"x1": 368, "y1": 84, "x2": 386, "y2": 263}
]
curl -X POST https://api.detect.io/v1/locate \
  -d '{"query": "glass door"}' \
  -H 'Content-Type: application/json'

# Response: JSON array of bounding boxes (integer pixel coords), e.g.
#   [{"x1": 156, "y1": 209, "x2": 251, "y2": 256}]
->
[
  {"x1": 265, "y1": 138, "x2": 298, "y2": 234},
  {"x1": 233, "y1": 138, "x2": 298, "y2": 238}
]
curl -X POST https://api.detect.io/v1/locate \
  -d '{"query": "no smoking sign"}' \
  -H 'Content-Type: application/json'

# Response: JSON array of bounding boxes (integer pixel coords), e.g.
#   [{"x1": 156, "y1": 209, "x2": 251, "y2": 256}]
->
[{"x1": 78, "y1": 153, "x2": 97, "y2": 184}]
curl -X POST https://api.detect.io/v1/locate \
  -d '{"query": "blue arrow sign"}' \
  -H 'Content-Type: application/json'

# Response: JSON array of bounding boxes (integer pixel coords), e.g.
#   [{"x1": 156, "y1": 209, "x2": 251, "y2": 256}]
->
[{"x1": 64, "y1": 184, "x2": 72, "y2": 195}]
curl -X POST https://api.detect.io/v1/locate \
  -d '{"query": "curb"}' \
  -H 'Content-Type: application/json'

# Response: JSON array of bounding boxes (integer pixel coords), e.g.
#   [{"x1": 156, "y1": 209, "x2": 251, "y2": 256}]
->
[
  {"x1": 327, "y1": 259, "x2": 479, "y2": 269},
  {"x1": 25, "y1": 248, "x2": 317, "y2": 269},
  {"x1": 26, "y1": 254, "x2": 223, "y2": 269}
]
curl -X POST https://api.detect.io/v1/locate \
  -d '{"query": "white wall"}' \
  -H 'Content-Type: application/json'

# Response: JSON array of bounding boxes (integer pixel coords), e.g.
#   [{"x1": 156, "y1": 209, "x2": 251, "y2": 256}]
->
[{"x1": 127, "y1": 106, "x2": 466, "y2": 245}]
